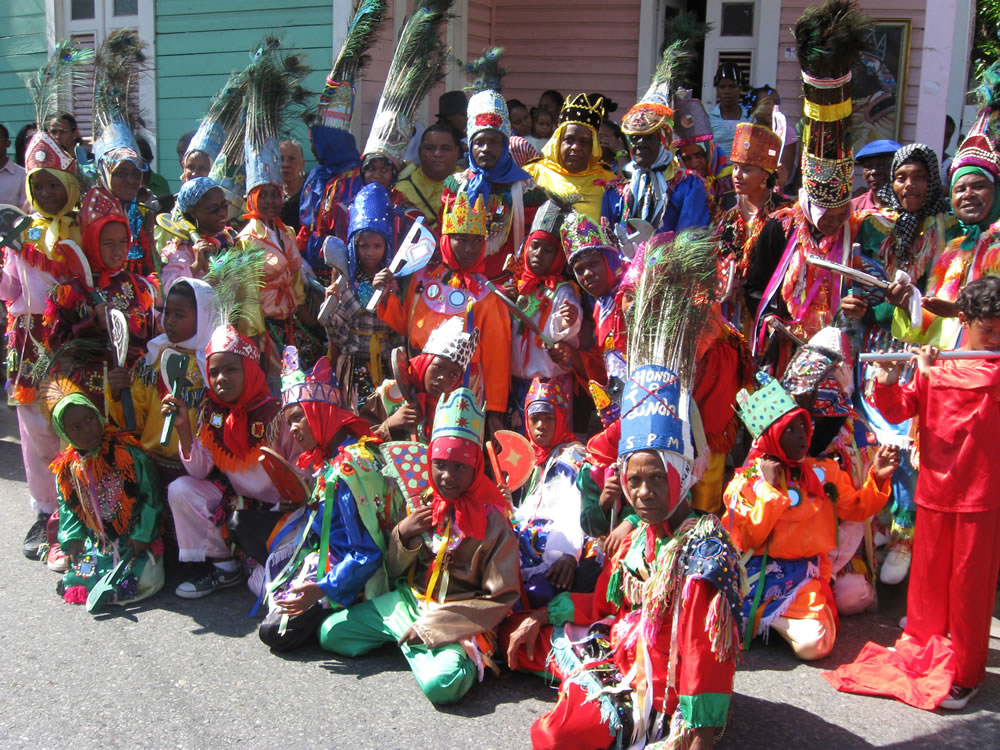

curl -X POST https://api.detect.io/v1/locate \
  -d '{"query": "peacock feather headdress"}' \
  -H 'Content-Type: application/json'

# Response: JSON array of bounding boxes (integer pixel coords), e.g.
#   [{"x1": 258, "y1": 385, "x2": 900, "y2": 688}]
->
[
  {"x1": 362, "y1": 0, "x2": 455, "y2": 167},
  {"x1": 621, "y1": 41, "x2": 693, "y2": 137},
  {"x1": 20, "y1": 39, "x2": 95, "y2": 134},
  {"x1": 465, "y1": 47, "x2": 506, "y2": 95},
  {"x1": 92, "y1": 29, "x2": 150, "y2": 179}
]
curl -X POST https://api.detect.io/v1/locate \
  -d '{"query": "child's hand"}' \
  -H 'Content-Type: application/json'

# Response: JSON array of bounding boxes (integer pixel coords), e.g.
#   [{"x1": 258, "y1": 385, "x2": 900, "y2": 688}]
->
[
  {"x1": 108, "y1": 367, "x2": 131, "y2": 398},
  {"x1": 545, "y1": 554, "x2": 577, "y2": 590},
  {"x1": 547, "y1": 341, "x2": 572, "y2": 366},
  {"x1": 62, "y1": 539, "x2": 84, "y2": 563},
  {"x1": 506, "y1": 610, "x2": 549, "y2": 670},
  {"x1": 599, "y1": 470, "x2": 622, "y2": 511},
  {"x1": 759, "y1": 456, "x2": 784, "y2": 487},
  {"x1": 556, "y1": 300, "x2": 579, "y2": 329},
  {"x1": 873, "y1": 444, "x2": 901, "y2": 485},
  {"x1": 499, "y1": 485, "x2": 513, "y2": 506},
  {"x1": 385, "y1": 403, "x2": 421, "y2": 432},
  {"x1": 161, "y1": 394, "x2": 190, "y2": 430},
  {"x1": 915, "y1": 345, "x2": 939, "y2": 377},
  {"x1": 604, "y1": 517, "x2": 635, "y2": 559},
  {"x1": 276, "y1": 581, "x2": 323, "y2": 617},
  {"x1": 372, "y1": 268, "x2": 398, "y2": 297},
  {"x1": 396, "y1": 505, "x2": 433, "y2": 548},
  {"x1": 873, "y1": 358, "x2": 903, "y2": 386}
]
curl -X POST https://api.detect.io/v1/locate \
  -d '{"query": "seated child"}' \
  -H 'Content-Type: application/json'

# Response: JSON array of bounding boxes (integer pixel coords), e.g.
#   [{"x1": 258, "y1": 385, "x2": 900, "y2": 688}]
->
[
  {"x1": 360, "y1": 316, "x2": 476, "y2": 443},
  {"x1": 108, "y1": 277, "x2": 215, "y2": 486},
  {"x1": 162, "y1": 321, "x2": 299, "y2": 598},
  {"x1": 507, "y1": 365, "x2": 745, "y2": 749},
  {"x1": 320, "y1": 182, "x2": 404, "y2": 408},
  {"x1": 45, "y1": 379, "x2": 164, "y2": 608},
  {"x1": 513, "y1": 377, "x2": 596, "y2": 607},
  {"x1": 723, "y1": 372, "x2": 898, "y2": 661},
  {"x1": 236, "y1": 349, "x2": 398, "y2": 652},
  {"x1": 318, "y1": 387, "x2": 520, "y2": 705}
]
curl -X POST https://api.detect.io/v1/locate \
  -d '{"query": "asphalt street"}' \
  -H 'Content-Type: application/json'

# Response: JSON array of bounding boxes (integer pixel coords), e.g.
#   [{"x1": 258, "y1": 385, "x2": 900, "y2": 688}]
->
[{"x1": 0, "y1": 405, "x2": 997, "y2": 749}]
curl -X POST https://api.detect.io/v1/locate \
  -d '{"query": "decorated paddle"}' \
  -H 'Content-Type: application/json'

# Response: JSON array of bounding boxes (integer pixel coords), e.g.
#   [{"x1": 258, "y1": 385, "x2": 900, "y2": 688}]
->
[
  {"x1": 365, "y1": 216, "x2": 436, "y2": 312},
  {"x1": 0, "y1": 205, "x2": 31, "y2": 252},
  {"x1": 379, "y1": 441, "x2": 434, "y2": 547},
  {"x1": 160, "y1": 351, "x2": 190, "y2": 446},
  {"x1": 259, "y1": 446, "x2": 311, "y2": 506},
  {"x1": 390, "y1": 345, "x2": 423, "y2": 441},
  {"x1": 107, "y1": 308, "x2": 136, "y2": 430},
  {"x1": 155, "y1": 212, "x2": 200, "y2": 243},
  {"x1": 86, "y1": 544, "x2": 135, "y2": 614},
  {"x1": 491, "y1": 430, "x2": 534, "y2": 491},
  {"x1": 483, "y1": 279, "x2": 557, "y2": 348}
]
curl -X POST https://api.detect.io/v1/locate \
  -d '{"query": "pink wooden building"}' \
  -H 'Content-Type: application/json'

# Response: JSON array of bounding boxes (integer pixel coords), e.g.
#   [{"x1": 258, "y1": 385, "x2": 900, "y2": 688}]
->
[{"x1": 345, "y1": 0, "x2": 973, "y2": 159}]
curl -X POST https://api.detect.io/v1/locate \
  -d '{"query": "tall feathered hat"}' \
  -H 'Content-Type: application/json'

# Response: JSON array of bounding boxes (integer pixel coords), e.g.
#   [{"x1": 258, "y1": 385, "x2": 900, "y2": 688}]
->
[
  {"x1": 20, "y1": 38, "x2": 95, "y2": 174},
  {"x1": 362, "y1": 1, "x2": 454, "y2": 168},
  {"x1": 618, "y1": 229, "x2": 719, "y2": 503},
  {"x1": 951, "y1": 61, "x2": 1000, "y2": 179},
  {"x1": 622, "y1": 41, "x2": 692, "y2": 137},
  {"x1": 464, "y1": 48, "x2": 509, "y2": 142},
  {"x1": 312, "y1": 0, "x2": 388, "y2": 132},
  {"x1": 186, "y1": 69, "x2": 253, "y2": 167},
  {"x1": 91, "y1": 29, "x2": 149, "y2": 182},
  {"x1": 243, "y1": 38, "x2": 310, "y2": 193},
  {"x1": 465, "y1": 46, "x2": 506, "y2": 95},
  {"x1": 203, "y1": 246, "x2": 267, "y2": 356},
  {"x1": 794, "y1": 0, "x2": 871, "y2": 209}
]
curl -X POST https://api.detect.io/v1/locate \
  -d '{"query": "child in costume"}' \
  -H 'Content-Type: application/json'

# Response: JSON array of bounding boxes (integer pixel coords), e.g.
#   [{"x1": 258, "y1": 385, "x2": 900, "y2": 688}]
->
[
  {"x1": 45, "y1": 379, "x2": 164, "y2": 608},
  {"x1": 318, "y1": 387, "x2": 520, "y2": 705},
  {"x1": 375, "y1": 191, "x2": 513, "y2": 432},
  {"x1": 509, "y1": 199, "x2": 582, "y2": 415},
  {"x1": 108, "y1": 277, "x2": 215, "y2": 486},
  {"x1": 237, "y1": 45, "x2": 322, "y2": 377},
  {"x1": 159, "y1": 178, "x2": 239, "y2": 292},
  {"x1": 2, "y1": 128, "x2": 84, "y2": 559},
  {"x1": 508, "y1": 229, "x2": 745, "y2": 750},
  {"x1": 44, "y1": 186, "x2": 156, "y2": 417},
  {"x1": 240, "y1": 349, "x2": 397, "y2": 652},
  {"x1": 513, "y1": 377, "x2": 597, "y2": 607},
  {"x1": 360, "y1": 316, "x2": 477, "y2": 444},
  {"x1": 320, "y1": 182, "x2": 404, "y2": 408},
  {"x1": 723, "y1": 372, "x2": 898, "y2": 660},
  {"x1": 827, "y1": 276, "x2": 1000, "y2": 711},
  {"x1": 161, "y1": 278, "x2": 300, "y2": 598}
]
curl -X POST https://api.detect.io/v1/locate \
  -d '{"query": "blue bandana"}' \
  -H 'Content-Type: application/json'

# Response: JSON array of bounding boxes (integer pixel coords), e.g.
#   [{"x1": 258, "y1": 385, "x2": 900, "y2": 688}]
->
[
  {"x1": 177, "y1": 176, "x2": 218, "y2": 214},
  {"x1": 466, "y1": 137, "x2": 531, "y2": 209}
]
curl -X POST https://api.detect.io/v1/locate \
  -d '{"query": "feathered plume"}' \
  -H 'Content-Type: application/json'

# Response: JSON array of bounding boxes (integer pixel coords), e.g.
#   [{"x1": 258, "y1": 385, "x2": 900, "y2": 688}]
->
[
  {"x1": 193, "y1": 68, "x2": 251, "y2": 155},
  {"x1": 794, "y1": 0, "x2": 871, "y2": 80},
  {"x1": 660, "y1": 12, "x2": 710, "y2": 88},
  {"x1": 331, "y1": 0, "x2": 387, "y2": 86},
  {"x1": 970, "y1": 60, "x2": 1000, "y2": 144},
  {"x1": 32, "y1": 338, "x2": 107, "y2": 387},
  {"x1": 203, "y1": 248, "x2": 266, "y2": 330},
  {"x1": 93, "y1": 28, "x2": 149, "y2": 135},
  {"x1": 465, "y1": 47, "x2": 506, "y2": 94},
  {"x1": 20, "y1": 39, "x2": 95, "y2": 128},
  {"x1": 244, "y1": 37, "x2": 311, "y2": 151},
  {"x1": 626, "y1": 229, "x2": 719, "y2": 389},
  {"x1": 635, "y1": 41, "x2": 692, "y2": 111}
]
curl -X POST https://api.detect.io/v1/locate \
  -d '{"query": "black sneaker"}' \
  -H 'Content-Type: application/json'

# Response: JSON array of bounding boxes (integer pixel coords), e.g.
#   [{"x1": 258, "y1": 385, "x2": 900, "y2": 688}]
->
[
  {"x1": 22, "y1": 513, "x2": 49, "y2": 560},
  {"x1": 939, "y1": 684, "x2": 979, "y2": 710},
  {"x1": 175, "y1": 565, "x2": 242, "y2": 599}
]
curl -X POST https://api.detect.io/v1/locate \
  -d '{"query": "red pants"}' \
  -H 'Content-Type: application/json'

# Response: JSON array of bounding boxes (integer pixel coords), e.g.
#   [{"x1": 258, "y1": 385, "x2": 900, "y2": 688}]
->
[
  {"x1": 905, "y1": 505, "x2": 1000, "y2": 688},
  {"x1": 530, "y1": 681, "x2": 616, "y2": 750}
]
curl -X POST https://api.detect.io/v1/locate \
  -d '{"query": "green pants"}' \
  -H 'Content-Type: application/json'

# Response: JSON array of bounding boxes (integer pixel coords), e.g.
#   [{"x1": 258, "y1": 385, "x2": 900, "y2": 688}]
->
[{"x1": 319, "y1": 587, "x2": 476, "y2": 705}]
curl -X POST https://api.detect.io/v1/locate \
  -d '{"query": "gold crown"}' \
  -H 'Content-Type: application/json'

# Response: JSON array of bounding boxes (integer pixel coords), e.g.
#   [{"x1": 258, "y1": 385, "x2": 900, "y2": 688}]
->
[
  {"x1": 559, "y1": 93, "x2": 606, "y2": 131},
  {"x1": 441, "y1": 191, "x2": 488, "y2": 236}
]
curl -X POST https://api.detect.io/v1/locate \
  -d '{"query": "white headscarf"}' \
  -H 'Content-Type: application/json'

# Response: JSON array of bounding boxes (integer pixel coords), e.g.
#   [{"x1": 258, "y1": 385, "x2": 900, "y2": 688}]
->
[{"x1": 146, "y1": 277, "x2": 217, "y2": 384}]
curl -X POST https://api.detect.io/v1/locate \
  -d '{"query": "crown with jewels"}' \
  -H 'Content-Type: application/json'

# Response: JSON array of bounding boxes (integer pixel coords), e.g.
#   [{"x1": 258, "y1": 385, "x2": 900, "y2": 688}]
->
[
  {"x1": 441, "y1": 190, "x2": 488, "y2": 236},
  {"x1": 559, "y1": 93, "x2": 606, "y2": 132}
]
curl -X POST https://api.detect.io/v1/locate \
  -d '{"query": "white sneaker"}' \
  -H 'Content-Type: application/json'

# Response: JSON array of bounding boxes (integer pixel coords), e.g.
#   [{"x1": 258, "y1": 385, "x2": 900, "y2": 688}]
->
[
  {"x1": 880, "y1": 545, "x2": 912, "y2": 584},
  {"x1": 939, "y1": 684, "x2": 979, "y2": 710}
]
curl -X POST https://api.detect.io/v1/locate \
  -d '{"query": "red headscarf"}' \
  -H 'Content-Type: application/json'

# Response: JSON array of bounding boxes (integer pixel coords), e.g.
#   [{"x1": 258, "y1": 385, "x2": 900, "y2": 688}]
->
[
  {"x1": 243, "y1": 184, "x2": 289, "y2": 232},
  {"x1": 516, "y1": 230, "x2": 567, "y2": 295},
  {"x1": 205, "y1": 352, "x2": 272, "y2": 459},
  {"x1": 439, "y1": 234, "x2": 486, "y2": 293},
  {"x1": 745, "y1": 407, "x2": 825, "y2": 499},
  {"x1": 82, "y1": 215, "x2": 131, "y2": 288},
  {"x1": 428, "y1": 436, "x2": 507, "y2": 540},
  {"x1": 407, "y1": 353, "x2": 436, "y2": 441},
  {"x1": 296, "y1": 400, "x2": 374, "y2": 471},
  {"x1": 524, "y1": 387, "x2": 577, "y2": 466}
]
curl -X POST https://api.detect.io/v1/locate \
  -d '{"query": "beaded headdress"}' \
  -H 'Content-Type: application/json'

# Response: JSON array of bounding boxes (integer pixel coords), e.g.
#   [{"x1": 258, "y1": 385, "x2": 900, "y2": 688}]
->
[
  {"x1": 559, "y1": 93, "x2": 606, "y2": 133},
  {"x1": 622, "y1": 42, "x2": 691, "y2": 137},
  {"x1": 729, "y1": 123, "x2": 782, "y2": 174},
  {"x1": 560, "y1": 210, "x2": 617, "y2": 265}
]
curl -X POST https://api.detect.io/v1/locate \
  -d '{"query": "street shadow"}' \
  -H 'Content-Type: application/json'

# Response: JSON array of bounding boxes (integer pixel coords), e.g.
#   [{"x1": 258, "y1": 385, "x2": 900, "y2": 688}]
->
[
  {"x1": 0, "y1": 438, "x2": 27, "y2": 482},
  {"x1": 722, "y1": 694, "x2": 875, "y2": 748},
  {"x1": 319, "y1": 646, "x2": 412, "y2": 679},
  {"x1": 881, "y1": 714, "x2": 1000, "y2": 748},
  {"x1": 435, "y1": 669, "x2": 555, "y2": 718}
]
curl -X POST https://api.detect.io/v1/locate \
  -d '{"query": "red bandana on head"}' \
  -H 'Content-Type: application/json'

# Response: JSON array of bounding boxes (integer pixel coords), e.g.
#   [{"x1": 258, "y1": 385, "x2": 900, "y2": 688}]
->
[
  {"x1": 205, "y1": 326, "x2": 272, "y2": 460},
  {"x1": 243, "y1": 184, "x2": 289, "y2": 232},
  {"x1": 296, "y1": 400, "x2": 373, "y2": 471},
  {"x1": 746, "y1": 407, "x2": 825, "y2": 498},
  {"x1": 516, "y1": 230, "x2": 567, "y2": 295},
  {"x1": 79, "y1": 186, "x2": 132, "y2": 288},
  {"x1": 428, "y1": 436, "x2": 507, "y2": 540}
]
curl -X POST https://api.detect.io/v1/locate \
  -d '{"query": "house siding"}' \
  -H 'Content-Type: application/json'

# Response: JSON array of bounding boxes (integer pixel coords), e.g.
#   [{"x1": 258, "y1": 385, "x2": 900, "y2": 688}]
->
[
  {"x1": 777, "y1": 0, "x2": 925, "y2": 146},
  {"x1": 154, "y1": 0, "x2": 333, "y2": 190},
  {"x1": 492, "y1": 0, "x2": 642, "y2": 120},
  {"x1": 0, "y1": 0, "x2": 49, "y2": 151}
]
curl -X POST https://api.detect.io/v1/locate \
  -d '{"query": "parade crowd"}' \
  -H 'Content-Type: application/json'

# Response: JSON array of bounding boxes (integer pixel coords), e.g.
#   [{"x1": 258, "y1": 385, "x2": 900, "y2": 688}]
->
[{"x1": 3, "y1": 1, "x2": 998, "y2": 747}]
